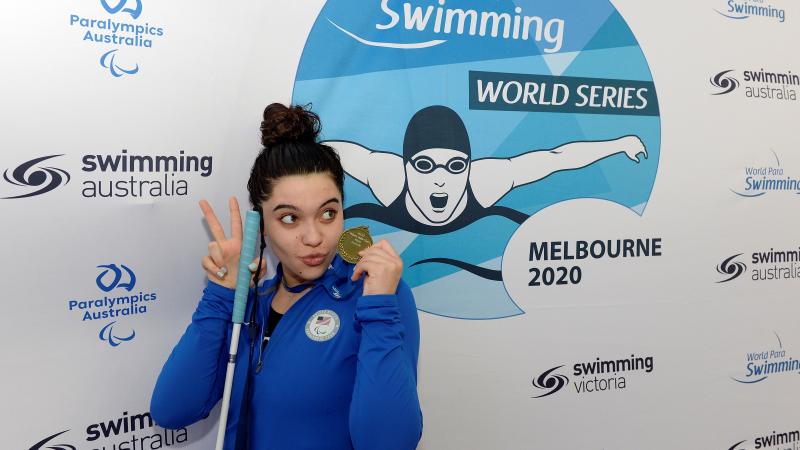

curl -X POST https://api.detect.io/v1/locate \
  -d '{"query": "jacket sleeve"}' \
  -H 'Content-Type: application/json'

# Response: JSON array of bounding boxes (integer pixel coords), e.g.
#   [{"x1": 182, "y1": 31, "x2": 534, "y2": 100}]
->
[
  {"x1": 349, "y1": 279, "x2": 423, "y2": 450},
  {"x1": 150, "y1": 281, "x2": 239, "y2": 429}
]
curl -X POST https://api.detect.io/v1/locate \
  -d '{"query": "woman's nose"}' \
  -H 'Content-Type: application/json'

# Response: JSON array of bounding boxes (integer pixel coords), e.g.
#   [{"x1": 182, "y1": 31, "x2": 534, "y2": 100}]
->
[{"x1": 302, "y1": 221, "x2": 323, "y2": 246}]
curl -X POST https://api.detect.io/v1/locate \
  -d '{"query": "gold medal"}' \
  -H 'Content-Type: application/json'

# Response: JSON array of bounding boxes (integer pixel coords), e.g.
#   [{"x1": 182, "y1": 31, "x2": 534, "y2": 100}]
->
[{"x1": 337, "y1": 226, "x2": 373, "y2": 264}]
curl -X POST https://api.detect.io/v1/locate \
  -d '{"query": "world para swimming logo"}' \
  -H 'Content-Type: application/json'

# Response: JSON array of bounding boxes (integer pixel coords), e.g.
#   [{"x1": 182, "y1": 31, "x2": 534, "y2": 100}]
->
[{"x1": 293, "y1": 0, "x2": 661, "y2": 319}]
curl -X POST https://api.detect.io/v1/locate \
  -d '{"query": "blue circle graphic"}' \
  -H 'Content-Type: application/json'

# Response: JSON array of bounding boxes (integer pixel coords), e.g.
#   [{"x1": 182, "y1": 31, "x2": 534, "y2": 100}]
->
[{"x1": 293, "y1": 0, "x2": 661, "y2": 319}]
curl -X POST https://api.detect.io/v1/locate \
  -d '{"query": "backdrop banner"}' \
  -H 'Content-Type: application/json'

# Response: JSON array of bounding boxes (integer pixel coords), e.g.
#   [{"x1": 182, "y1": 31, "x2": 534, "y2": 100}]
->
[{"x1": 2, "y1": 1, "x2": 799, "y2": 449}]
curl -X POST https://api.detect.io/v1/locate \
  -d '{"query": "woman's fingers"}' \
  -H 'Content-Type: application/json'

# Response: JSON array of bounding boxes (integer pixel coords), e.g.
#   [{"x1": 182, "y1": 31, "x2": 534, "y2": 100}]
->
[
  {"x1": 375, "y1": 239, "x2": 399, "y2": 258},
  {"x1": 229, "y1": 197, "x2": 243, "y2": 241},
  {"x1": 208, "y1": 241, "x2": 226, "y2": 269},
  {"x1": 351, "y1": 251, "x2": 394, "y2": 280},
  {"x1": 202, "y1": 255, "x2": 226, "y2": 279},
  {"x1": 199, "y1": 199, "x2": 227, "y2": 242}
]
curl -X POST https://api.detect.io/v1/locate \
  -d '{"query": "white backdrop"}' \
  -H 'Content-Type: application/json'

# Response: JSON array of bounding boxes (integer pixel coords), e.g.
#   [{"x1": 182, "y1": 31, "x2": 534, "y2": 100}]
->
[{"x1": 2, "y1": 1, "x2": 799, "y2": 449}]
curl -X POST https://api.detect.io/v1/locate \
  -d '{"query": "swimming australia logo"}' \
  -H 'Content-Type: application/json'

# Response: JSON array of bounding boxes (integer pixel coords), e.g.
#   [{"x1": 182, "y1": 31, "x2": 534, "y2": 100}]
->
[
  {"x1": 28, "y1": 411, "x2": 188, "y2": 450},
  {"x1": 99, "y1": 321, "x2": 136, "y2": 347},
  {"x1": 531, "y1": 354, "x2": 654, "y2": 398},
  {"x1": 2, "y1": 155, "x2": 70, "y2": 199},
  {"x1": 728, "y1": 429, "x2": 800, "y2": 450},
  {"x1": 100, "y1": 0, "x2": 142, "y2": 19},
  {"x1": 28, "y1": 430, "x2": 75, "y2": 450},
  {"x1": 68, "y1": 0, "x2": 166, "y2": 77},
  {"x1": 96, "y1": 264, "x2": 137, "y2": 292},
  {"x1": 731, "y1": 150, "x2": 800, "y2": 198},
  {"x1": 711, "y1": 68, "x2": 798, "y2": 101},
  {"x1": 531, "y1": 366, "x2": 569, "y2": 398},
  {"x1": 100, "y1": 49, "x2": 139, "y2": 77},
  {"x1": 294, "y1": 0, "x2": 661, "y2": 319},
  {"x1": 717, "y1": 254, "x2": 747, "y2": 283},
  {"x1": 732, "y1": 332, "x2": 799, "y2": 384},
  {"x1": 717, "y1": 247, "x2": 800, "y2": 283},
  {"x1": 4, "y1": 150, "x2": 213, "y2": 200},
  {"x1": 305, "y1": 310, "x2": 341, "y2": 342},
  {"x1": 715, "y1": 1, "x2": 787, "y2": 22},
  {"x1": 711, "y1": 70, "x2": 740, "y2": 95}
]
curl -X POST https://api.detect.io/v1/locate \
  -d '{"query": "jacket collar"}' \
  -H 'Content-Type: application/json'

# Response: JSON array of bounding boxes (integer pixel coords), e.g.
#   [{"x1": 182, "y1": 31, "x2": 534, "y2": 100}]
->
[{"x1": 257, "y1": 254, "x2": 358, "y2": 301}]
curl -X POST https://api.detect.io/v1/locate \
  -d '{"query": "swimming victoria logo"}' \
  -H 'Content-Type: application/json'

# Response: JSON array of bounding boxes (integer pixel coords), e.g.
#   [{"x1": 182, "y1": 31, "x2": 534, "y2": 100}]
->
[
  {"x1": 67, "y1": 0, "x2": 166, "y2": 77},
  {"x1": 27, "y1": 411, "x2": 189, "y2": 450},
  {"x1": 531, "y1": 353, "x2": 654, "y2": 398},
  {"x1": 710, "y1": 68, "x2": 798, "y2": 101},
  {"x1": 66, "y1": 264, "x2": 158, "y2": 347}
]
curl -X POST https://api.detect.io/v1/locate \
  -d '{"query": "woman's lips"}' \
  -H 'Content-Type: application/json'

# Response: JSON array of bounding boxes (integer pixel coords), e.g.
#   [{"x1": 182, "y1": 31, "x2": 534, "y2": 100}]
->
[{"x1": 299, "y1": 254, "x2": 326, "y2": 266}]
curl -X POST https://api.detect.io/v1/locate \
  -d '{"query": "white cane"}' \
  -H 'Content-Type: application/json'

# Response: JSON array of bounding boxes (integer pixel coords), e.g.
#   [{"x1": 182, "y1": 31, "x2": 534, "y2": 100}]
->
[{"x1": 215, "y1": 210, "x2": 261, "y2": 450}]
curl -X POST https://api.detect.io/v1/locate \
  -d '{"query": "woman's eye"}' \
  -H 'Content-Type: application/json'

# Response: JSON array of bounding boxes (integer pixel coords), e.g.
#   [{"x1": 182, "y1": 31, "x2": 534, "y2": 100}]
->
[
  {"x1": 280, "y1": 214, "x2": 296, "y2": 224},
  {"x1": 322, "y1": 210, "x2": 337, "y2": 220}
]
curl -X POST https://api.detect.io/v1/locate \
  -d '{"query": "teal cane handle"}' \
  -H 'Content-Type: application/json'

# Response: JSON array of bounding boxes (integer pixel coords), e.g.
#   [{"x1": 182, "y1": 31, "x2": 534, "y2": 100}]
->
[{"x1": 232, "y1": 210, "x2": 261, "y2": 324}]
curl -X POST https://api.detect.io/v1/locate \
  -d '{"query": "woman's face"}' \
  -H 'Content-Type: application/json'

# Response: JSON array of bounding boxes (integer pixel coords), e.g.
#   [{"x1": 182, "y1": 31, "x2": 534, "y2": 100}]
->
[{"x1": 261, "y1": 173, "x2": 344, "y2": 285}]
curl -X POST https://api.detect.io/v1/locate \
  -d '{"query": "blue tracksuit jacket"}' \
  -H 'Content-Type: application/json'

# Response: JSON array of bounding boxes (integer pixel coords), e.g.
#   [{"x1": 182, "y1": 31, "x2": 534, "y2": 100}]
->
[{"x1": 150, "y1": 255, "x2": 422, "y2": 449}]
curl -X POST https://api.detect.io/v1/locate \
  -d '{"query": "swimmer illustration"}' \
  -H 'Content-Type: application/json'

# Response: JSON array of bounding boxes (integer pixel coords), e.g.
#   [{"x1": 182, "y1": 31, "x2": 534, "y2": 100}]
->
[{"x1": 325, "y1": 105, "x2": 648, "y2": 236}]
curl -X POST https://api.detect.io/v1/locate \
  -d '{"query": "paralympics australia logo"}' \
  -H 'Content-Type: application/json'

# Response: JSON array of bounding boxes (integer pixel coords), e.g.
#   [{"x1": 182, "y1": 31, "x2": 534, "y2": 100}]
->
[
  {"x1": 96, "y1": 263, "x2": 136, "y2": 291},
  {"x1": 68, "y1": 0, "x2": 166, "y2": 77},
  {"x1": 293, "y1": 0, "x2": 661, "y2": 319},
  {"x1": 100, "y1": 49, "x2": 139, "y2": 77},
  {"x1": 101, "y1": 0, "x2": 142, "y2": 19},
  {"x1": 531, "y1": 354, "x2": 654, "y2": 398},
  {"x1": 732, "y1": 332, "x2": 800, "y2": 384},
  {"x1": 66, "y1": 264, "x2": 158, "y2": 347},
  {"x1": 2, "y1": 155, "x2": 70, "y2": 199},
  {"x1": 731, "y1": 150, "x2": 800, "y2": 198}
]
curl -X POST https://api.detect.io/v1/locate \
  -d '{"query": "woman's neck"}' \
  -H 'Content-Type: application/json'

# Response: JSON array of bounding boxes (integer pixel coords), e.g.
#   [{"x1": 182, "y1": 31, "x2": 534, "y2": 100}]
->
[{"x1": 268, "y1": 265, "x2": 314, "y2": 313}]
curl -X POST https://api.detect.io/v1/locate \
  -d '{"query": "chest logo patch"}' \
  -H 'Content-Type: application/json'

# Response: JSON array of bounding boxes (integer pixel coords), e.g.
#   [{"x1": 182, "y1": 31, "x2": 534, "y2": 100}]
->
[{"x1": 305, "y1": 309, "x2": 340, "y2": 342}]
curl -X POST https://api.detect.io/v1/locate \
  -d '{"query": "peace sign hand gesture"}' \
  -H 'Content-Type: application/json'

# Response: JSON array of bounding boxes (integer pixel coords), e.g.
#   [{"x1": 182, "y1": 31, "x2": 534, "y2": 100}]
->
[{"x1": 200, "y1": 197, "x2": 265, "y2": 289}]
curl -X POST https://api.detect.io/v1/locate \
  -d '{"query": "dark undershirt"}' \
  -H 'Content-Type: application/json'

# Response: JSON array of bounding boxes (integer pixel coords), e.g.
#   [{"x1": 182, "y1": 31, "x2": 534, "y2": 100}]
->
[{"x1": 265, "y1": 305, "x2": 283, "y2": 340}]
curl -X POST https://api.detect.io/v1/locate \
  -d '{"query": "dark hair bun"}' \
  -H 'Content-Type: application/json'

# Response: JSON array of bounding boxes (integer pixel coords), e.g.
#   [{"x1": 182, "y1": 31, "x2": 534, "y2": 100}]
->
[{"x1": 260, "y1": 103, "x2": 321, "y2": 147}]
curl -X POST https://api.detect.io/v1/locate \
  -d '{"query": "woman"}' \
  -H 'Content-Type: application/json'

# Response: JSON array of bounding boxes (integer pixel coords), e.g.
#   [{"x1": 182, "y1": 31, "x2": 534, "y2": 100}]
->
[{"x1": 150, "y1": 103, "x2": 423, "y2": 450}]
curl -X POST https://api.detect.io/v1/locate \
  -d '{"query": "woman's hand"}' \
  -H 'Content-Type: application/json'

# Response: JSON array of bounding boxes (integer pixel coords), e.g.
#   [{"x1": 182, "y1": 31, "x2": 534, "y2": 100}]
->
[
  {"x1": 200, "y1": 197, "x2": 265, "y2": 289},
  {"x1": 351, "y1": 240, "x2": 403, "y2": 296}
]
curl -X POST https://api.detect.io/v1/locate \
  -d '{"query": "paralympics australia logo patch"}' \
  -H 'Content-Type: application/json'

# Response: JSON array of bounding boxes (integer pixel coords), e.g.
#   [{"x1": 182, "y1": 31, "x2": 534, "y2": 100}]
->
[
  {"x1": 68, "y1": 0, "x2": 166, "y2": 77},
  {"x1": 293, "y1": 0, "x2": 661, "y2": 319}
]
